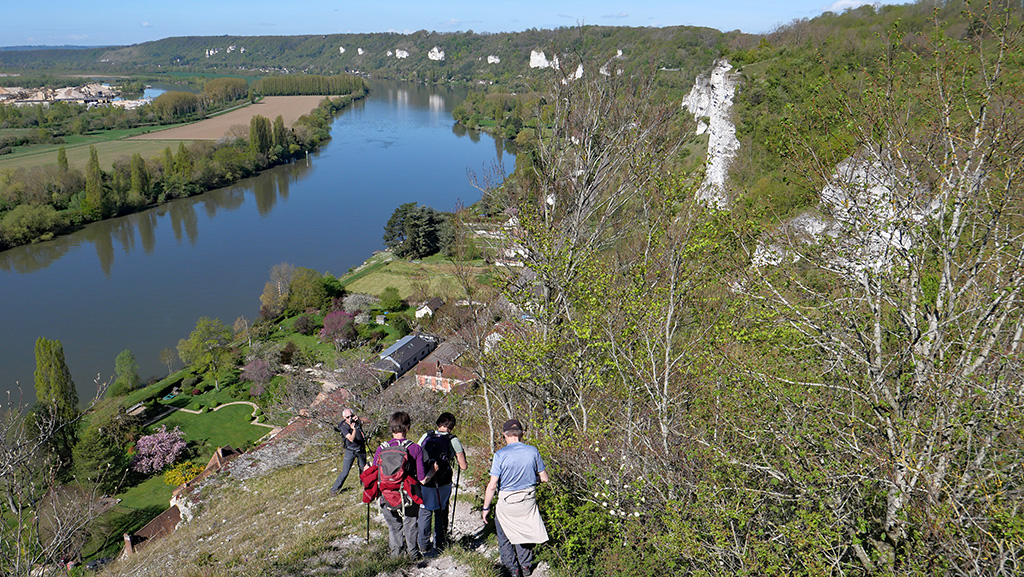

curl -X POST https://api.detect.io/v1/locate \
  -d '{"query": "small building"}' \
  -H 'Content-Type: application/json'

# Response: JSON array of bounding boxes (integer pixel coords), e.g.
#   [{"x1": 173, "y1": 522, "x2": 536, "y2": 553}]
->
[
  {"x1": 414, "y1": 339, "x2": 475, "y2": 393},
  {"x1": 372, "y1": 333, "x2": 437, "y2": 379},
  {"x1": 415, "y1": 297, "x2": 444, "y2": 319}
]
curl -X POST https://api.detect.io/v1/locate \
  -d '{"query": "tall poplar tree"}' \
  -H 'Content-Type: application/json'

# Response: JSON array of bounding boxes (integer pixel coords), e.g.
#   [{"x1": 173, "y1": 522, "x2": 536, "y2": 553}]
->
[
  {"x1": 81, "y1": 145, "x2": 104, "y2": 220},
  {"x1": 33, "y1": 337, "x2": 79, "y2": 470}
]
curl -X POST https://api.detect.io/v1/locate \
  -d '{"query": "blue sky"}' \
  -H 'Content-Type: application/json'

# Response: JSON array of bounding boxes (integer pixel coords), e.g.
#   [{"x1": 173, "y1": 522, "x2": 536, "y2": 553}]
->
[{"x1": 3, "y1": 0, "x2": 910, "y2": 47}]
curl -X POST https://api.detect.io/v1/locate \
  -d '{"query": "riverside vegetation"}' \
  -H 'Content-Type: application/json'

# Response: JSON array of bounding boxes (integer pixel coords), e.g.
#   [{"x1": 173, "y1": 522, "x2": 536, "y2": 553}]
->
[
  {"x1": 0, "y1": 74, "x2": 367, "y2": 250},
  {"x1": 3, "y1": 2, "x2": 1024, "y2": 576}
]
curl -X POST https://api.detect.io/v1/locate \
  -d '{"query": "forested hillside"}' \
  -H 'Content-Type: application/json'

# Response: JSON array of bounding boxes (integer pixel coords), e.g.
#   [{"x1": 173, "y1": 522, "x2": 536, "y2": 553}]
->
[{"x1": 0, "y1": 26, "x2": 735, "y2": 88}]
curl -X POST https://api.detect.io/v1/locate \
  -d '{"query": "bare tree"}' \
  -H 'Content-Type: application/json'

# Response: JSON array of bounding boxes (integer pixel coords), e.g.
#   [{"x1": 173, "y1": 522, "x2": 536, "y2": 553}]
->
[
  {"x1": 751, "y1": 8, "x2": 1024, "y2": 571},
  {"x1": 2, "y1": 383, "x2": 108, "y2": 576}
]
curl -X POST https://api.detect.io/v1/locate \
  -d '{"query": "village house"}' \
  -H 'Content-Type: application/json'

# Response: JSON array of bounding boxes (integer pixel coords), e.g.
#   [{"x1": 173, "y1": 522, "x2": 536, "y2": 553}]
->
[
  {"x1": 415, "y1": 297, "x2": 444, "y2": 319},
  {"x1": 414, "y1": 338, "x2": 476, "y2": 393},
  {"x1": 371, "y1": 333, "x2": 437, "y2": 380}
]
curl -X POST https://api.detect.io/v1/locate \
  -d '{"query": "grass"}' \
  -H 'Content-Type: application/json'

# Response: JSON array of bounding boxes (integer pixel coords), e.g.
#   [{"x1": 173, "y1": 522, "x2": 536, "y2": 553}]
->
[
  {"x1": 0, "y1": 137, "x2": 185, "y2": 172},
  {"x1": 83, "y1": 475, "x2": 174, "y2": 560},
  {"x1": 147, "y1": 403, "x2": 267, "y2": 456},
  {"x1": 343, "y1": 256, "x2": 488, "y2": 300}
]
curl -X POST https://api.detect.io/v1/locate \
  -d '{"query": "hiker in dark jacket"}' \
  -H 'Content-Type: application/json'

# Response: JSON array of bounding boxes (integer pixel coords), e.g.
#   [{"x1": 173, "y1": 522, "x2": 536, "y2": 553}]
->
[
  {"x1": 370, "y1": 411, "x2": 427, "y2": 560},
  {"x1": 329, "y1": 408, "x2": 366, "y2": 494},
  {"x1": 416, "y1": 412, "x2": 468, "y2": 553}
]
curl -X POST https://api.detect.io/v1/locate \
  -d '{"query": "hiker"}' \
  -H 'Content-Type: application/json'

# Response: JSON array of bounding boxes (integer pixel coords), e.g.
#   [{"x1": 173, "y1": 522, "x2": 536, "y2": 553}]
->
[
  {"x1": 416, "y1": 412, "x2": 469, "y2": 554},
  {"x1": 329, "y1": 408, "x2": 366, "y2": 495},
  {"x1": 482, "y1": 419, "x2": 548, "y2": 577},
  {"x1": 369, "y1": 411, "x2": 427, "y2": 560}
]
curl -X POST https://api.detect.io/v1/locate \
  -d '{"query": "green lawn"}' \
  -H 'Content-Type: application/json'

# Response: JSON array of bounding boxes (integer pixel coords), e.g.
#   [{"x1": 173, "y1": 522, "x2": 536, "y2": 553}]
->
[
  {"x1": 148, "y1": 403, "x2": 268, "y2": 452},
  {"x1": 0, "y1": 137, "x2": 184, "y2": 172},
  {"x1": 83, "y1": 475, "x2": 173, "y2": 560}
]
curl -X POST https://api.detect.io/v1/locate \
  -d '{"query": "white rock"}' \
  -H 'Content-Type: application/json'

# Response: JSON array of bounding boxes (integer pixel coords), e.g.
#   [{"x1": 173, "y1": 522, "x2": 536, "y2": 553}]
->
[
  {"x1": 395, "y1": 49, "x2": 409, "y2": 59},
  {"x1": 428, "y1": 46, "x2": 445, "y2": 61},
  {"x1": 387, "y1": 50, "x2": 393, "y2": 57},
  {"x1": 682, "y1": 59, "x2": 740, "y2": 208},
  {"x1": 339, "y1": 46, "x2": 345, "y2": 54},
  {"x1": 529, "y1": 50, "x2": 549, "y2": 69},
  {"x1": 487, "y1": 55, "x2": 500, "y2": 64},
  {"x1": 358, "y1": 48, "x2": 364, "y2": 55}
]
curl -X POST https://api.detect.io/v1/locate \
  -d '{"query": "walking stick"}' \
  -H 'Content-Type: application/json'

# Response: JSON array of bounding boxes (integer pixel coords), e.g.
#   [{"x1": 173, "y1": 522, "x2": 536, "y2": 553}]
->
[
  {"x1": 448, "y1": 466, "x2": 461, "y2": 539},
  {"x1": 366, "y1": 501, "x2": 370, "y2": 543}
]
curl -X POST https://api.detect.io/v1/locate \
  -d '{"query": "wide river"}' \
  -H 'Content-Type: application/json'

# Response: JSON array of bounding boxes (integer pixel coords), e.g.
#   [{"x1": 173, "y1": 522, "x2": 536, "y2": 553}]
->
[{"x1": 0, "y1": 81, "x2": 513, "y2": 403}]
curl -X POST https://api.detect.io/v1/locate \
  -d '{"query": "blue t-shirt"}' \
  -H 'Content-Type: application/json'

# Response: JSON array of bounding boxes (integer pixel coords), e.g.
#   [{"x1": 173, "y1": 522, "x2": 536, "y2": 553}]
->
[{"x1": 489, "y1": 442, "x2": 545, "y2": 492}]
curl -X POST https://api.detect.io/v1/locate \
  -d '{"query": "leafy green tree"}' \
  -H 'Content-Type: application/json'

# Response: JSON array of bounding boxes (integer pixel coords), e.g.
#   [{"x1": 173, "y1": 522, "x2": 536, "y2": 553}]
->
[
  {"x1": 383, "y1": 202, "x2": 448, "y2": 259},
  {"x1": 109, "y1": 349, "x2": 140, "y2": 397},
  {"x1": 177, "y1": 317, "x2": 233, "y2": 390},
  {"x1": 249, "y1": 114, "x2": 272, "y2": 156},
  {"x1": 33, "y1": 337, "x2": 79, "y2": 425},
  {"x1": 379, "y1": 286, "x2": 405, "y2": 312},
  {"x1": 33, "y1": 337, "x2": 79, "y2": 471},
  {"x1": 174, "y1": 142, "x2": 193, "y2": 179},
  {"x1": 72, "y1": 424, "x2": 126, "y2": 492},
  {"x1": 287, "y1": 267, "x2": 328, "y2": 313},
  {"x1": 272, "y1": 114, "x2": 288, "y2": 149},
  {"x1": 56, "y1": 146, "x2": 68, "y2": 174},
  {"x1": 129, "y1": 152, "x2": 149, "y2": 203},
  {"x1": 81, "y1": 145, "x2": 105, "y2": 219}
]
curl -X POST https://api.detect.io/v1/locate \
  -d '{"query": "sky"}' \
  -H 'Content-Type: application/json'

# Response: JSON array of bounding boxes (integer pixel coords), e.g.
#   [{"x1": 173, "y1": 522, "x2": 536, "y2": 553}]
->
[{"x1": 2, "y1": 0, "x2": 912, "y2": 47}]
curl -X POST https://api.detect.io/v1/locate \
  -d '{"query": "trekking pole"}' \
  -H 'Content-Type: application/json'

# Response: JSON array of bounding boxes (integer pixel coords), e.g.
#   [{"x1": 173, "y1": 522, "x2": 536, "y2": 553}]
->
[
  {"x1": 448, "y1": 466, "x2": 460, "y2": 539},
  {"x1": 366, "y1": 501, "x2": 370, "y2": 543}
]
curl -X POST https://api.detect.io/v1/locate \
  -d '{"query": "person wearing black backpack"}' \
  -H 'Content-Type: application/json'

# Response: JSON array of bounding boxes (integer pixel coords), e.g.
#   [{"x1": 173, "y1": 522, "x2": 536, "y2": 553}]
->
[
  {"x1": 329, "y1": 408, "x2": 366, "y2": 495},
  {"x1": 416, "y1": 412, "x2": 468, "y2": 554},
  {"x1": 370, "y1": 411, "x2": 428, "y2": 560}
]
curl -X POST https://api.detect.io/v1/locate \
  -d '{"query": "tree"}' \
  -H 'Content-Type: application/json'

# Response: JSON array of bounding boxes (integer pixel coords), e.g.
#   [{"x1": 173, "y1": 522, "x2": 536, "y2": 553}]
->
[
  {"x1": 109, "y1": 349, "x2": 140, "y2": 397},
  {"x1": 383, "y1": 202, "x2": 448, "y2": 259},
  {"x1": 259, "y1": 262, "x2": 294, "y2": 318},
  {"x1": 129, "y1": 152, "x2": 149, "y2": 204},
  {"x1": 379, "y1": 286, "x2": 404, "y2": 312},
  {"x1": 177, "y1": 317, "x2": 233, "y2": 390},
  {"x1": 249, "y1": 114, "x2": 272, "y2": 156},
  {"x1": 272, "y1": 114, "x2": 289, "y2": 149},
  {"x1": 81, "y1": 145, "x2": 105, "y2": 219},
  {"x1": 287, "y1": 267, "x2": 328, "y2": 313},
  {"x1": 749, "y1": 9, "x2": 1024, "y2": 571},
  {"x1": 33, "y1": 337, "x2": 79, "y2": 427},
  {"x1": 130, "y1": 425, "x2": 187, "y2": 474},
  {"x1": 2, "y1": 389, "x2": 107, "y2": 577},
  {"x1": 320, "y1": 310, "x2": 357, "y2": 349},
  {"x1": 71, "y1": 424, "x2": 126, "y2": 492},
  {"x1": 56, "y1": 146, "x2": 68, "y2": 174},
  {"x1": 159, "y1": 347, "x2": 177, "y2": 375}
]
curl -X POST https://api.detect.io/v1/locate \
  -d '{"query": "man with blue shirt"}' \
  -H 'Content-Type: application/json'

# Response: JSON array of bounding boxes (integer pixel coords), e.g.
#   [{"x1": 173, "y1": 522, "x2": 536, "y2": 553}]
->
[{"x1": 482, "y1": 419, "x2": 548, "y2": 577}]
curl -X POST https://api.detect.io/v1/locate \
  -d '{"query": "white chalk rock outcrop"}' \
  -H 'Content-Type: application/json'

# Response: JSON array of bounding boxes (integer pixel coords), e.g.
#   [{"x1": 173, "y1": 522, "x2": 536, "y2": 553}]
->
[
  {"x1": 753, "y1": 154, "x2": 934, "y2": 272},
  {"x1": 682, "y1": 59, "x2": 740, "y2": 208},
  {"x1": 530, "y1": 50, "x2": 550, "y2": 69},
  {"x1": 488, "y1": 55, "x2": 501, "y2": 64},
  {"x1": 339, "y1": 46, "x2": 345, "y2": 54},
  {"x1": 428, "y1": 46, "x2": 445, "y2": 61},
  {"x1": 358, "y1": 48, "x2": 364, "y2": 55},
  {"x1": 395, "y1": 49, "x2": 409, "y2": 59}
]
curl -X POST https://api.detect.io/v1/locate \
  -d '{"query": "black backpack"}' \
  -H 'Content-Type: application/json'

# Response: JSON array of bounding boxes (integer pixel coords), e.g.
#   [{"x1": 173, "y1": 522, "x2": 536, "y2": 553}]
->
[{"x1": 421, "y1": 431, "x2": 454, "y2": 487}]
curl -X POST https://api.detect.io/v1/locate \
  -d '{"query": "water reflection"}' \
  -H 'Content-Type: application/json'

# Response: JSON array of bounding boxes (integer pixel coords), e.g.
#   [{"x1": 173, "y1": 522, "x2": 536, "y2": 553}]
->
[{"x1": 0, "y1": 157, "x2": 314, "y2": 275}]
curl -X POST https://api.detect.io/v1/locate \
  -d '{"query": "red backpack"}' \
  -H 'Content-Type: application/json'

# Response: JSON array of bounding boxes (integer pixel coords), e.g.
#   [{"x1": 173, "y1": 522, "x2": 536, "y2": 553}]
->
[{"x1": 377, "y1": 439, "x2": 416, "y2": 509}]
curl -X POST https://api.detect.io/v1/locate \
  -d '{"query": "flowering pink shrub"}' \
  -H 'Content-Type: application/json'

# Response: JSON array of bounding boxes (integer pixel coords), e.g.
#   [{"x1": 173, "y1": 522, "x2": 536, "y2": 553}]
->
[
  {"x1": 241, "y1": 358, "x2": 273, "y2": 386},
  {"x1": 320, "y1": 310, "x2": 356, "y2": 345},
  {"x1": 131, "y1": 425, "x2": 187, "y2": 474}
]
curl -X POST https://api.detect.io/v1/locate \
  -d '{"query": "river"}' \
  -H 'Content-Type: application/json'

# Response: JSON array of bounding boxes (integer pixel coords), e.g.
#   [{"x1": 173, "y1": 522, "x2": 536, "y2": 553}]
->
[{"x1": 0, "y1": 80, "x2": 513, "y2": 403}]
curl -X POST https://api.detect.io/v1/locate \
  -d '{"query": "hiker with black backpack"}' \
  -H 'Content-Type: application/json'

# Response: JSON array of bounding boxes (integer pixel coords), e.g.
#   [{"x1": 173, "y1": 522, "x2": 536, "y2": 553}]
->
[
  {"x1": 367, "y1": 411, "x2": 427, "y2": 560},
  {"x1": 416, "y1": 412, "x2": 469, "y2": 554}
]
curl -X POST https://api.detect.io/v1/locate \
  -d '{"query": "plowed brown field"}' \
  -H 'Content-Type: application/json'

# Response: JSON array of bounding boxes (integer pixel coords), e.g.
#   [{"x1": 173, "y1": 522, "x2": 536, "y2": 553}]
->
[{"x1": 130, "y1": 96, "x2": 331, "y2": 141}]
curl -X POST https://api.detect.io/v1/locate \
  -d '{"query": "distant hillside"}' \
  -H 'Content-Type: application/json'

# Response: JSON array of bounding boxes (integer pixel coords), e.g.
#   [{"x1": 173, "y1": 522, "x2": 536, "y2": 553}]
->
[{"x1": 0, "y1": 26, "x2": 742, "y2": 87}]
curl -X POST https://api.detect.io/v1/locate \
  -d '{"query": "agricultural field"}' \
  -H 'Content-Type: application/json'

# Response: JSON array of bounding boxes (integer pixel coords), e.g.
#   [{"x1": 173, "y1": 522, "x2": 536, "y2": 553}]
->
[
  {"x1": 340, "y1": 251, "x2": 493, "y2": 300},
  {"x1": 0, "y1": 137, "x2": 184, "y2": 172},
  {"x1": 131, "y1": 96, "x2": 330, "y2": 141}
]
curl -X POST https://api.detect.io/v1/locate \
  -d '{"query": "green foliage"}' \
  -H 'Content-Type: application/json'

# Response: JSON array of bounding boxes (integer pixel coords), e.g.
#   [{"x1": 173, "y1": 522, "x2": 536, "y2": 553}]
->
[
  {"x1": 252, "y1": 74, "x2": 367, "y2": 96},
  {"x1": 287, "y1": 267, "x2": 329, "y2": 313},
  {"x1": 177, "y1": 317, "x2": 234, "y2": 389},
  {"x1": 382, "y1": 202, "x2": 449, "y2": 259},
  {"x1": 378, "y1": 286, "x2": 404, "y2": 312},
  {"x1": 33, "y1": 336, "x2": 79, "y2": 424},
  {"x1": 113, "y1": 349, "x2": 141, "y2": 396},
  {"x1": 72, "y1": 425, "x2": 128, "y2": 492},
  {"x1": 203, "y1": 77, "x2": 249, "y2": 102},
  {"x1": 249, "y1": 114, "x2": 272, "y2": 156}
]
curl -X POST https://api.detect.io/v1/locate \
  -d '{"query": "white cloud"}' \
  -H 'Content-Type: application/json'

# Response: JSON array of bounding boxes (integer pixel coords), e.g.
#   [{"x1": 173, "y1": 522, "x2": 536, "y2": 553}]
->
[
  {"x1": 825, "y1": 0, "x2": 875, "y2": 12},
  {"x1": 440, "y1": 19, "x2": 462, "y2": 29},
  {"x1": 602, "y1": 12, "x2": 629, "y2": 19},
  {"x1": 141, "y1": 22, "x2": 152, "y2": 28}
]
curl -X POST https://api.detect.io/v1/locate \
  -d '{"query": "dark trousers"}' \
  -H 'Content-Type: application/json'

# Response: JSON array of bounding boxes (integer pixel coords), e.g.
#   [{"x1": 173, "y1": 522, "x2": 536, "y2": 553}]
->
[
  {"x1": 381, "y1": 502, "x2": 420, "y2": 559},
  {"x1": 329, "y1": 449, "x2": 366, "y2": 492},
  {"x1": 417, "y1": 501, "x2": 449, "y2": 551},
  {"x1": 495, "y1": 515, "x2": 535, "y2": 576}
]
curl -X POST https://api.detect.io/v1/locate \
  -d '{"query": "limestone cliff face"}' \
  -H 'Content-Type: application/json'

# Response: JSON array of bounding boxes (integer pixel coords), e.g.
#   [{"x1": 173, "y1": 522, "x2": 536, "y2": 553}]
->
[{"x1": 682, "y1": 59, "x2": 740, "y2": 209}]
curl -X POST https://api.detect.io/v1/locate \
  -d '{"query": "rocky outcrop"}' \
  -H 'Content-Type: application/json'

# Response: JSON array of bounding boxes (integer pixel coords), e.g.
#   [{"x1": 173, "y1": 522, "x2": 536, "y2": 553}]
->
[
  {"x1": 428, "y1": 46, "x2": 445, "y2": 61},
  {"x1": 529, "y1": 50, "x2": 550, "y2": 69},
  {"x1": 682, "y1": 59, "x2": 740, "y2": 208}
]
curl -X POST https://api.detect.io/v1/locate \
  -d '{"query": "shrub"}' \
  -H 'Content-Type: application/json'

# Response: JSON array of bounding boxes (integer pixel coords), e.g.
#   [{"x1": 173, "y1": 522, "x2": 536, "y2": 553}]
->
[
  {"x1": 131, "y1": 425, "x2": 187, "y2": 474},
  {"x1": 294, "y1": 314, "x2": 318, "y2": 335},
  {"x1": 164, "y1": 461, "x2": 204, "y2": 486}
]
